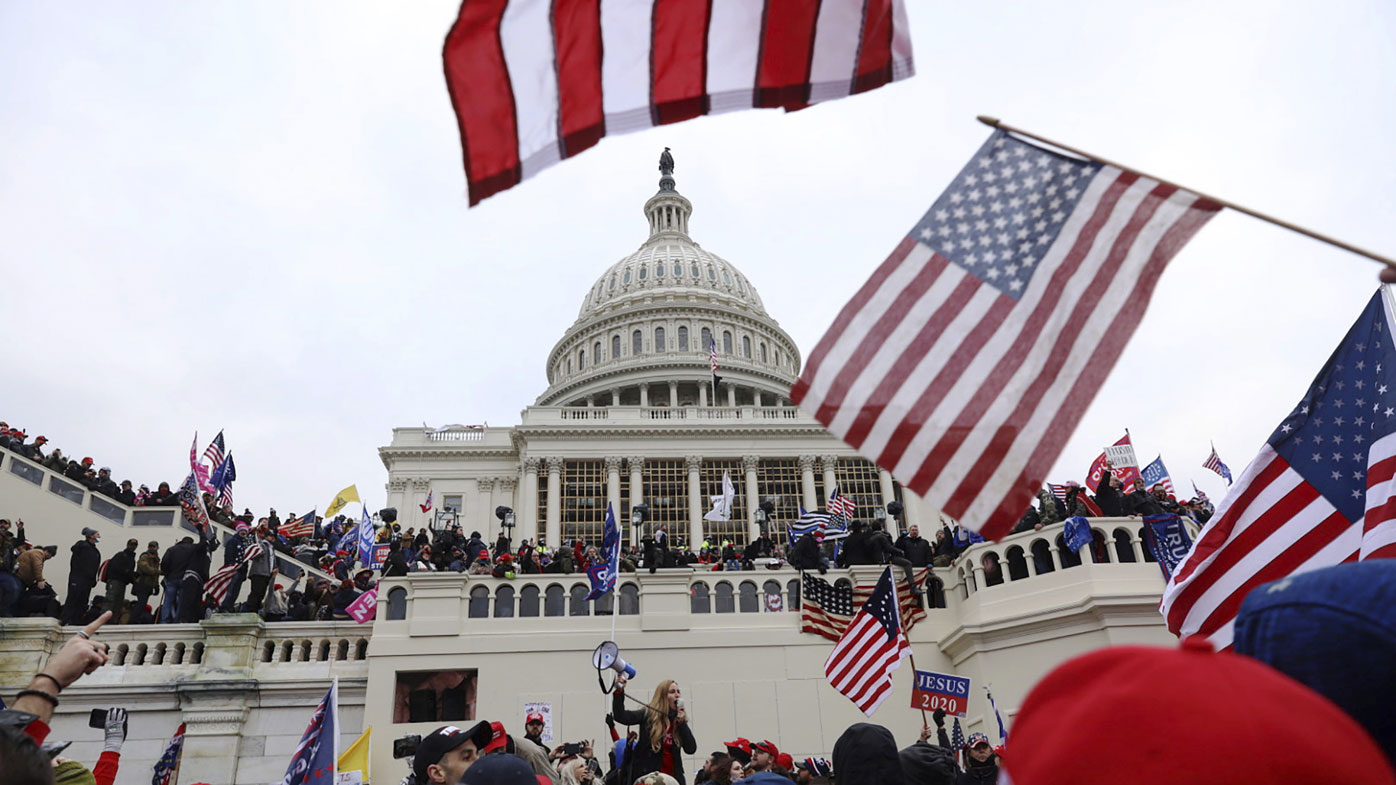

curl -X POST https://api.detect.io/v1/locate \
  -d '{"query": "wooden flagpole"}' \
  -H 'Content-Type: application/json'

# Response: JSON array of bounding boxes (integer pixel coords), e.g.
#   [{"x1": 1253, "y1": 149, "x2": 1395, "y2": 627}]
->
[{"x1": 977, "y1": 116, "x2": 1395, "y2": 269}]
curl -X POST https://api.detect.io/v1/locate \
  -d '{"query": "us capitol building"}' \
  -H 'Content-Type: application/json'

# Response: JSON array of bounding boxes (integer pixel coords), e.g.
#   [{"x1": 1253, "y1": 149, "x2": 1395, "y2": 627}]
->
[{"x1": 0, "y1": 157, "x2": 1176, "y2": 785}]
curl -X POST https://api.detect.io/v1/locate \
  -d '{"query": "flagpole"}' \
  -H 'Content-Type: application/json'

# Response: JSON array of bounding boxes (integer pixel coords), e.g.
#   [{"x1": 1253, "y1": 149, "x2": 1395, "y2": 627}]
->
[
  {"x1": 977, "y1": 116, "x2": 1396, "y2": 269},
  {"x1": 906, "y1": 649, "x2": 929, "y2": 727}
]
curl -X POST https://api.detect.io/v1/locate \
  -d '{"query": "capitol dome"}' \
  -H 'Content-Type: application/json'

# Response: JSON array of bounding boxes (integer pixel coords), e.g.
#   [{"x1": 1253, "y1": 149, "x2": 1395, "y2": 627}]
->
[{"x1": 538, "y1": 155, "x2": 801, "y2": 408}]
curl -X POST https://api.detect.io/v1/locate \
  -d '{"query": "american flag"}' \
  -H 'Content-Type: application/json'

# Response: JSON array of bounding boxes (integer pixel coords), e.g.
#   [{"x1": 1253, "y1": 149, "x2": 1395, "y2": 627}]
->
[
  {"x1": 204, "y1": 541, "x2": 264, "y2": 606},
  {"x1": 800, "y1": 570, "x2": 927, "y2": 641},
  {"x1": 152, "y1": 723, "x2": 186, "y2": 785},
  {"x1": 789, "y1": 508, "x2": 849, "y2": 544},
  {"x1": 791, "y1": 131, "x2": 1219, "y2": 540},
  {"x1": 827, "y1": 487, "x2": 857, "y2": 521},
  {"x1": 281, "y1": 511, "x2": 316, "y2": 540},
  {"x1": 202, "y1": 430, "x2": 226, "y2": 470},
  {"x1": 1162, "y1": 290, "x2": 1396, "y2": 649},
  {"x1": 824, "y1": 567, "x2": 911, "y2": 715},
  {"x1": 1046, "y1": 482, "x2": 1103, "y2": 517},
  {"x1": 443, "y1": 0, "x2": 914, "y2": 206},
  {"x1": 710, "y1": 336, "x2": 720, "y2": 375},
  {"x1": 950, "y1": 717, "x2": 965, "y2": 768},
  {"x1": 279, "y1": 681, "x2": 338, "y2": 785},
  {"x1": 1203, "y1": 444, "x2": 1233, "y2": 486},
  {"x1": 1141, "y1": 454, "x2": 1176, "y2": 496},
  {"x1": 419, "y1": 489, "x2": 433, "y2": 514}
]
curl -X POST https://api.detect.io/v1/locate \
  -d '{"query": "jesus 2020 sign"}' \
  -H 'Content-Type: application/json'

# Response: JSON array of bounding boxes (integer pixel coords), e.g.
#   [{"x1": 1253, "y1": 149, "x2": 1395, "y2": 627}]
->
[{"x1": 911, "y1": 670, "x2": 972, "y2": 716}]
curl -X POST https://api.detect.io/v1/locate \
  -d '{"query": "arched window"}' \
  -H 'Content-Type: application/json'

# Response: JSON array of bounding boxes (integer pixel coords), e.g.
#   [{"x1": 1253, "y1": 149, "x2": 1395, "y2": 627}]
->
[
  {"x1": 655, "y1": 262, "x2": 665, "y2": 278},
  {"x1": 738, "y1": 581, "x2": 760, "y2": 612},
  {"x1": 722, "y1": 331, "x2": 733, "y2": 354},
  {"x1": 468, "y1": 586, "x2": 490, "y2": 618},
  {"x1": 1113, "y1": 528, "x2": 1137, "y2": 563},
  {"x1": 638, "y1": 264, "x2": 648, "y2": 280},
  {"x1": 762, "y1": 580, "x2": 783, "y2": 612},
  {"x1": 1056, "y1": 534, "x2": 1082, "y2": 568},
  {"x1": 655, "y1": 327, "x2": 665, "y2": 352},
  {"x1": 742, "y1": 336, "x2": 752, "y2": 358},
  {"x1": 612, "y1": 335, "x2": 621, "y2": 358},
  {"x1": 759, "y1": 343, "x2": 768, "y2": 363},
  {"x1": 714, "y1": 582, "x2": 735, "y2": 613},
  {"x1": 519, "y1": 585, "x2": 541, "y2": 617},
  {"x1": 632, "y1": 330, "x2": 643, "y2": 355},
  {"x1": 493, "y1": 585, "x2": 515, "y2": 618},
  {"x1": 701, "y1": 327, "x2": 712, "y2": 351},
  {"x1": 386, "y1": 587, "x2": 407, "y2": 620},
  {"x1": 577, "y1": 349, "x2": 586, "y2": 370},
  {"x1": 544, "y1": 584, "x2": 566, "y2": 616},
  {"x1": 619, "y1": 583, "x2": 640, "y2": 615},
  {"x1": 678, "y1": 326, "x2": 689, "y2": 351},
  {"x1": 1006, "y1": 546, "x2": 1029, "y2": 581},
  {"x1": 593, "y1": 342, "x2": 601, "y2": 365},
  {"x1": 690, "y1": 582, "x2": 711, "y2": 613},
  {"x1": 569, "y1": 584, "x2": 591, "y2": 616}
]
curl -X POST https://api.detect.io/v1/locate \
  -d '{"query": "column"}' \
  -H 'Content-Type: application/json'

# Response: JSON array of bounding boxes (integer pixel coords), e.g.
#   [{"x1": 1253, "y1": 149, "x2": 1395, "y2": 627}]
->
[
  {"x1": 522, "y1": 458, "x2": 541, "y2": 545},
  {"x1": 611, "y1": 387, "x2": 621, "y2": 406},
  {"x1": 753, "y1": 389, "x2": 763, "y2": 407},
  {"x1": 476, "y1": 477, "x2": 496, "y2": 539},
  {"x1": 743, "y1": 455, "x2": 761, "y2": 541},
  {"x1": 726, "y1": 383, "x2": 737, "y2": 407},
  {"x1": 387, "y1": 478, "x2": 408, "y2": 523},
  {"x1": 686, "y1": 455, "x2": 703, "y2": 549},
  {"x1": 627, "y1": 456, "x2": 645, "y2": 545},
  {"x1": 902, "y1": 486, "x2": 926, "y2": 532},
  {"x1": 639, "y1": 382, "x2": 649, "y2": 407},
  {"x1": 798, "y1": 455, "x2": 817, "y2": 511},
  {"x1": 877, "y1": 469, "x2": 898, "y2": 535},
  {"x1": 605, "y1": 457, "x2": 623, "y2": 521},
  {"x1": 586, "y1": 395, "x2": 595, "y2": 407},
  {"x1": 669, "y1": 381, "x2": 678, "y2": 406},
  {"x1": 820, "y1": 455, "x2": 839, "y2": 504},
  {"x1": 698, "y1": 383, "x2": 708, "y2": 407},
  {"x1": 545, "y1": 457, "x2": 563, "y2": 549}
]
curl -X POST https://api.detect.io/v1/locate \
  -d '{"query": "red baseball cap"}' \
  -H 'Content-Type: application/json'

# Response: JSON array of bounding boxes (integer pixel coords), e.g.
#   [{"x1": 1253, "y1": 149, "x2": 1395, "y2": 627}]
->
[
  {"x1": 525, "y1": 711, "x2": 544, "y2": 724},
  {"x1": 776, "y1": 752, "x2": 794, "y2": 771},
  {"x1": 483, "y1": 721, "x2": 509, "y2": 753},
  {"x1": 724, "y1": 738, "x2": 752, "y2": 765},
  {"x1": 751, "y1": 739, "x2": 780, "y2": 758},
  {"x1": 1004, "y1": 638, "x2": 1396, "y2": 784}
]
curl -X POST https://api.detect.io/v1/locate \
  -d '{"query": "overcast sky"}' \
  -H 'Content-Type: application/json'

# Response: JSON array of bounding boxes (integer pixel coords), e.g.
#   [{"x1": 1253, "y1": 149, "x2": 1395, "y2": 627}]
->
[{"x1": 4, "y1": 1, "x2": 1394, "y2": 522}]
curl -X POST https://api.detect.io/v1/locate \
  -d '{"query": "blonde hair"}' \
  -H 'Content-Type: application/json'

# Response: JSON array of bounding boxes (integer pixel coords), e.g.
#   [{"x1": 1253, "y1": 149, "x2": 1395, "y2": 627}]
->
[
  {"x1": 648, "y1": 679, "x2": 679, "y2": 752},
  {"x1": 557, "y1": 758, "x2": 590, "y2": 785}
]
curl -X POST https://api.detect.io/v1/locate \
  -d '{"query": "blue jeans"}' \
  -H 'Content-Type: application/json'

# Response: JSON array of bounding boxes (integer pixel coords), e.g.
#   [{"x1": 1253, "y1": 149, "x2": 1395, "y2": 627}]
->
[
  {"x1": 0, "y1": 572, "x2": 22, "y2": 616},
  {"x1": 159, "y1": 577, "x2": 180, "y2": 622},
  {"x1": 220, "y1": 570, "x2": 245, "y2": 611}
]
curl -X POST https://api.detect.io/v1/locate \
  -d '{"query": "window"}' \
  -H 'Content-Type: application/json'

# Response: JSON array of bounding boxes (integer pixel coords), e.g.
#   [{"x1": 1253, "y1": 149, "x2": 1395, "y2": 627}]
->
[
  {"x1": 593, "y1": 342, "x2": 601, "y2": 365},
  {"x1": 834, "y1": 459, "x2": 884, "y2": 522},
  {"x1": 386, "y1": 587, "x2": 408, "y2": 620},
  {"x1": 678, "y1": 326, "x2": 689, "y2": 351},
  {"x1": 638, "y1": 265, "x2": 648, "y2": 280},
  {"x1": 723, "y1": 271, "x2": 732, "y2": 285},
  {"x1": 562, "y1": 460, "x2": 607, "y2": 546},
  {"x1": 633, "y1": 330, "x2": 643, "y2": 355},
  {"x1": 612, "y1": 335, "x2": 621, "y2": 358},
  {"x1": 707, "y1": 266, "x2": 716, "y2": 281},
  {"x1": 691, "y1": 263, "x2": 700, "y2": 278},
  {"x1": 469, "y1": 586, "x2": 490, "y2": 618},
  {"x1": 443, "y1": 494, "x2": 463, "y2": 514},
  {"x1": 742, "y1": 336, "x2": 752, "y2": 358},
  {"x1": 701, "y1": 458, "x2": 746, "y2": 544},
  {"x1": 394, "y1": 670, "x2": 477, "y2": 724},
  {"x1": 609, "y1": 275, "x2": 617, "y2": 291},
  {"x1": 757, "y1": 459, "x2": 801, "y2": 548},
  {"x1": 654, "y1": 327, "x2": 665, "y2": 352},
  {"x1": 760, "y1": 343, "x2": 768, "y2": 363},
  {"x1": 656, "y1": 262, "x2": 665, "y2": 278},
  {"x1": 643, "y1": 459, "x2": 688, "y2": 537},
  {"x1": 722, "y1": 331, "x2": 733, "y2": 354},
  {"x1": 622, "y1": 269, "x2": 631, "y2": 284},
  {"x1": 578, "y1": 349, "x2": 586, "y2": 370},
  {"x1": 701, "y1": 327, "x2": 712, "y2": 351}
]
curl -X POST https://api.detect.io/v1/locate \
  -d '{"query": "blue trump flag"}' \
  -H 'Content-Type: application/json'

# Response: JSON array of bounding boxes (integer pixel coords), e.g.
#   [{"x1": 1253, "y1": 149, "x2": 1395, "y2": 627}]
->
[
  {"x1": 356, "y1": 505, "x2": 375, "y2": 568},
  {"x1": 279, "y1": 680, "x2": 338, "y2": 785},
  {"x1": 585, "y1": 504, "x2": 621, "y2": 601},
  {"x1": 1063, "y1": 516, "x2": 1093, "y2": 554},
  {"x1": 1142, "y1": 513, "x2": 1194, "y2": 580}
]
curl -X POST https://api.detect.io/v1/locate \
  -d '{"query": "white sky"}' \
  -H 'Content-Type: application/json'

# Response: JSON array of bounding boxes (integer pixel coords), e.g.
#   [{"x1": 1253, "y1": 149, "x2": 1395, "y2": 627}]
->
[{"x1": 3, "y1": 1, "x2": 1394, "y2": 521}]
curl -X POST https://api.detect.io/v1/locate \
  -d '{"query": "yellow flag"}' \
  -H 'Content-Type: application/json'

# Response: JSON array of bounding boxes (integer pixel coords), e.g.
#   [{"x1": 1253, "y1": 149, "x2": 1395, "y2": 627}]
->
[
  {"x1": 338, "y1": 726, "x2": 371, "y2": 778},
  {"x1": 325, "y1": 484, "x2": 360, "y2": 519}
]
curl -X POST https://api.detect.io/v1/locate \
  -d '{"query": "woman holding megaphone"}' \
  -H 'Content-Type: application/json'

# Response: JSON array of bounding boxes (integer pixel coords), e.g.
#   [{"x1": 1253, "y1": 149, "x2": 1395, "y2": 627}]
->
[{"x1": 613, "y1": 674, "x2": 698, "y2": 784}]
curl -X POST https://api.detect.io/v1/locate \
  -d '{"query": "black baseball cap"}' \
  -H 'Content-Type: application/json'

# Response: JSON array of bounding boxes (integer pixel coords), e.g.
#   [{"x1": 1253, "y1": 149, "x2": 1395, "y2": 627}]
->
[
  {"x1": 413, "y1": 722, "x2": 492, "y2": 779},
  {"x1": 460, "y1": 753, "x2": 541, "y2": 785}
]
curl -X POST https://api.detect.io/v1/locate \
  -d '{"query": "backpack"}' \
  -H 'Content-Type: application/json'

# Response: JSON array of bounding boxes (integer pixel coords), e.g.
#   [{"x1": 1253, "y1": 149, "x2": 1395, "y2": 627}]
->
[{"x1": 97, "y1": 558, "x2": 110, "y2": 582}]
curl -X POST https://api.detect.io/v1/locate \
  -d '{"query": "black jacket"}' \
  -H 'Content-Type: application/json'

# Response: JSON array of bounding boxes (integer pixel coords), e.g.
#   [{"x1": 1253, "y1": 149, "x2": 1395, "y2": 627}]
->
[
  {"x1": 1093, "y1": 471, "x2": 1126, "y2": 517},
  {"x1": 161, "y1": 540, "x2": 196, "y2": 580},
  {"x1": 383, "y1": 550, "x2": 409, "y2": 577},
  {"x1": 69, "y1": 540, "x2": 101, "y2": 588},
  {"x1": 611, "y1": 689, "x2": 697, "y2": 784},
  {"x1": 839, "y1": 530, "x2": 880, "y2": 566},
  {"x1": 895, "y1": 534, "x2": 933, "y2": 567},
  {"x1": 1127, "y1": 490, "x2": 1164, "y2": 517},
  {"x1": 832, "y1": 723, "x2": 905, "y2": 785},
  {"x1": 899, "y1": 740, "x2": 957, "y2": 785},
  {"x1": 107, "y1": 547, "x2": 137, "y2": 584},
  {"x1": 787, "y1": 533, "x2": 824, "y2": 571},
  {"x1": 93, "y1": 476, "x2": 120, "y2": 499}
]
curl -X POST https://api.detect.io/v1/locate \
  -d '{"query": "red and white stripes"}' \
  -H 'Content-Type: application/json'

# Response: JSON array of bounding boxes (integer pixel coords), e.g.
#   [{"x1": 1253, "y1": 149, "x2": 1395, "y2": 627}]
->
[{"x1": 444, "y1": 0, "x2": 916, "y2": 205}]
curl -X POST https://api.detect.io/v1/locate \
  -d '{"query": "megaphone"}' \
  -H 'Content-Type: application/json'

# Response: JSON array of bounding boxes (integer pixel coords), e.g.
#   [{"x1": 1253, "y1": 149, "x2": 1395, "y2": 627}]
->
[{"x1": 592, "y1": 641, "x2": 637, "y2": 680}]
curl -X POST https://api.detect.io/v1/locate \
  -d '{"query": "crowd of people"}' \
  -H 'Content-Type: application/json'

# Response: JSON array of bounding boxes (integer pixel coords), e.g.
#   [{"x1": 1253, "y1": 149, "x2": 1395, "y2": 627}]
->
[
  {"x1": 0, "y1": 422, "x2": 181, "y2": 508},
  {"x1": 1011, "y1": 466, "x2": 1215, "y2": 537}
]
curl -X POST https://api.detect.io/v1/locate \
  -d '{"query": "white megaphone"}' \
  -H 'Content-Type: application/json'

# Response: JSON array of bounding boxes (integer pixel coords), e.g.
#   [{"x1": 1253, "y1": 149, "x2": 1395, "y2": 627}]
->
[{"x1": 592, "y1": 641, "x2": 637, "y2": 688}]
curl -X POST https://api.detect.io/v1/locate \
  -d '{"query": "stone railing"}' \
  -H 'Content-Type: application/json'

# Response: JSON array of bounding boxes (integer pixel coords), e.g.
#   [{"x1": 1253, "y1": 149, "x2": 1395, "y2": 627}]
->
[{"x1": 520, "y1": 405, "x2": 818, "y2": 426}]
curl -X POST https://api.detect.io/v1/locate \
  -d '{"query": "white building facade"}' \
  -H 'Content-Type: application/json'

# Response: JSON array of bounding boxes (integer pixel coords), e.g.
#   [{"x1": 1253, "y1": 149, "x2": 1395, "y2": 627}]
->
[{"x1": 381, "y1": 165, "x2": 940, "y2": 551}]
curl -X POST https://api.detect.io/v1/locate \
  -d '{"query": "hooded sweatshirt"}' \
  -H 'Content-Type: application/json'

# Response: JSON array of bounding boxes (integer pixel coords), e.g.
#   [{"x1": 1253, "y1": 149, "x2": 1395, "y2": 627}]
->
[{"x1": 832, "y1": 723, "x2": 905, "y2": 785}]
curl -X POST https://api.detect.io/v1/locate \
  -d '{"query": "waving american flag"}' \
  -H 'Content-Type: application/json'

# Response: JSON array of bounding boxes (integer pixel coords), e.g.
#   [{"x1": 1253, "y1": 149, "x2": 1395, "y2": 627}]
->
[
  {"x1": 824, "y1": 567, "x2": 911, "y2": 715},
  {"x1": 152, "y1": 723, "x2": 185, "y2": 785}
]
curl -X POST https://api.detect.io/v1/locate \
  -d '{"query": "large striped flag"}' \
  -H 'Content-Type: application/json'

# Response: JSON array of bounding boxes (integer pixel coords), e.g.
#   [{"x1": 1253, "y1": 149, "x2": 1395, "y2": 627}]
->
[
  {"x1": 443, "y1": 0, "x2": 915, "y2": 205},
  {"x1": 281, "y1": 511, "x2": 316, "y2": 540},
  {"x1": 279, "y1": 680, "x2": 338, "y2": 785},
  {"x1": 205, "y1": 541, "x2": 264, "y2": 606},
  {"x1": 791, "y1": 129, "x2": 1220, "y2": 540},
  {"x1": 823, "y1": 567, "x2": 911, "y2": 715},
  {"x1": 202, "y1": 430, "x2": 226, "y2": 471},
  {"x1": 1162, "y1": 290, "x2": 1396, "y2": 649},
  {"x1": 827, "y1": 487, "x2": 857, "y2": 521},
  {"x1": 1203, "y1": 443, "x2": 1234, "y2": 485},
  {"x1": 800, "y1": 568, "x2": 927, "y2": 641}
]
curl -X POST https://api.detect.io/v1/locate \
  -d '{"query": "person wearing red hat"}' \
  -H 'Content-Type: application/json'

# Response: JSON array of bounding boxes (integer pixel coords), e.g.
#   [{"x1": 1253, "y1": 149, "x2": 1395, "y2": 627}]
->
[
  {"x1": 775, "y1": 753, "x2": 794, "y2": 773},
  {"x1": 1004, "y1": 638, "x2": 1396, "y2": 784},
  {"x1": 524, "y1": 711, "x2": 546, "y2": 750},
  {"x1": 749, "y1": 740, "x2": 778, "y2": 773}
]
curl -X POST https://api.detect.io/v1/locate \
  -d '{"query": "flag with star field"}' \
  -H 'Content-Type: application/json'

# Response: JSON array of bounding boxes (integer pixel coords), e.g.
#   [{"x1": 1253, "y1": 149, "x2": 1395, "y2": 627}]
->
[
  {"x1": 793, "y1": 129, "x2": 1221, "y2": 539},
  {"x1": 1162, "y1": 289, "x2": 1396, "y2": 649}
]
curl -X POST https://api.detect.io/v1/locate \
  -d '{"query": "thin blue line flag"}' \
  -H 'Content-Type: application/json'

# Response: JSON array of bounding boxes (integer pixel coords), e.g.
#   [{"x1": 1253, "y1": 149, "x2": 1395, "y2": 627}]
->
[{"x1": 585, "y1": 503, "x2": 621, "y2": 601}]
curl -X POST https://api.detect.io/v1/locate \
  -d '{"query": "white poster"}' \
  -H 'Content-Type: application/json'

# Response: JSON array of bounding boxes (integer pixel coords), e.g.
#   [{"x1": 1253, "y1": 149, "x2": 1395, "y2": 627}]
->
[
  {"x1": 336, "y1": 773, "x2": 363, "y2": 785},
  {"x1": 523, "y1": 701, "x2": 554, "y2": 743}
]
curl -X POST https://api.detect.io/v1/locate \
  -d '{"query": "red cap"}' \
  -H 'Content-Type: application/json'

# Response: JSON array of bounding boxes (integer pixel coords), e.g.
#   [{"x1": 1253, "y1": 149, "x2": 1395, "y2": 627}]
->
[
  {"x1": 81, "y1": 457, "x2": 93, "y2": 465},
  {"x1": 483, "y1": 721, "x2": 509, "y2": 753},
  {"x1": 525, "y1": 711, "x2": 544, "y2": 724},
  {"x1": 1004, "y1": 640, "x2": 1396, "y2": 785},
  {"x1": 751, "y1": 739, "x2": 780, "y2": 758},
  {"x1": 776, "y1": 753, "x2": 794, "y2": 771}
]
